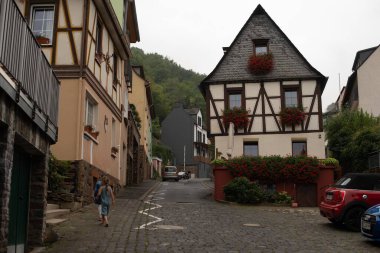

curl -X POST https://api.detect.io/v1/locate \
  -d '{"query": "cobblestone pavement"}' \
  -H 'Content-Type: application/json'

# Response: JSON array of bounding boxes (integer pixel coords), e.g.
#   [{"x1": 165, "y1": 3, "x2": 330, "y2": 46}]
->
[{"x1": 43, "y1": 179, "x2": 380, "y2": 253}]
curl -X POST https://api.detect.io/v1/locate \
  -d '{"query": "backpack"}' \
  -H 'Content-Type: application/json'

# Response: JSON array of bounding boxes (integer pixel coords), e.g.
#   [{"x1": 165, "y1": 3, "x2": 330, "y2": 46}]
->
[{"x1": 94, "y1": 180, "x2": 102, "y2": 204}]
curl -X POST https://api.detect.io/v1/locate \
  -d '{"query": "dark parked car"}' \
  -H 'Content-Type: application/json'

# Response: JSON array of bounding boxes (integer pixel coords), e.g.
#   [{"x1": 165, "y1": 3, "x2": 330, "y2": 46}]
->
[
  {"x1": 319, "y1": 173, "x2": 380, "y2": 231},
  {"x1": 361, "y1": 204, "x2": 380, "y2": 241},
  {"x1": 162, "y1": 166, "x2": 179, "y2": 181}
]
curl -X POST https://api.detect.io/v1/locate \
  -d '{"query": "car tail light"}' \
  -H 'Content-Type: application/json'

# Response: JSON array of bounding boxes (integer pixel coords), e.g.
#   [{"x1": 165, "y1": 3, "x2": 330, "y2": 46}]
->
[{"x1": 333, "y1": 190, "x2": 346, "y2": 203}]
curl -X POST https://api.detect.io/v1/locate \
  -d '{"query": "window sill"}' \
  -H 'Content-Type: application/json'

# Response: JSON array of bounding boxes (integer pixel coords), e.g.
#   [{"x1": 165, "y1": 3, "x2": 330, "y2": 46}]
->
[{"x1": 84, "y1": 132, "x2": 99, "y2": 144}]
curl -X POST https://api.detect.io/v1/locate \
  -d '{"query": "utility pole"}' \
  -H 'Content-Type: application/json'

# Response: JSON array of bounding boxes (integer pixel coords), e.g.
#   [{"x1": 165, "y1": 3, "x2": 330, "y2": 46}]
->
[{"x1": 183, "y1": 145, "x2": 186, "y2": 171}]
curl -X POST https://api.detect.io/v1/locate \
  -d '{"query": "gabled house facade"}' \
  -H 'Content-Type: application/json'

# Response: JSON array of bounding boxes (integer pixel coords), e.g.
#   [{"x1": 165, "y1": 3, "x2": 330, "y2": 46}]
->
[
  {"x1": 200, "y1": 5, "x2": 328, "y2": 159},
  {"x1": 129, "y1": 66, "x2": 155, "y2": 180},
  {"x1": 0, "y1": 0, "x2": 60, "y2": 251},
  {"x1": 161, "y1": 104, "x2": 211, "y2": 177},
  {"x1": 342, "y1": 45, "x2": 380, "y2": 116},
  {"x1": 15, "y1": 0, "x2": 139, "y2": 200}
]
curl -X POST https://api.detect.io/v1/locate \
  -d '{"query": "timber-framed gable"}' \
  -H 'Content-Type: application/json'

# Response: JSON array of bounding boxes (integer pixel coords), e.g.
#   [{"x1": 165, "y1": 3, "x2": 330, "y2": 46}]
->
[{"x1": 200, "y1": 4, "x2": 327, "y2": 158}]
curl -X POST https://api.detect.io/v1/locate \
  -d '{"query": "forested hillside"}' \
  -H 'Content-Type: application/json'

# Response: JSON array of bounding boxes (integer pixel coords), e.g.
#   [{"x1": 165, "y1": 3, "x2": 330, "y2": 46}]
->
[{"x1": 131, "y1": 47, "x2": 206, "y2": 123}]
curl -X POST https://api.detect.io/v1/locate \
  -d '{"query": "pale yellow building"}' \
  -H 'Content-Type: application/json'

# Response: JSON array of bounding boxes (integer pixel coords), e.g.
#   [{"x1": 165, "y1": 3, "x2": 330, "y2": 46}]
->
[
  {"x1": 16, "y1": 0, "x2": 139, "y2": 195},
  {"x1": 129, "y1": 66, "x2": 155, "y2": 180}
]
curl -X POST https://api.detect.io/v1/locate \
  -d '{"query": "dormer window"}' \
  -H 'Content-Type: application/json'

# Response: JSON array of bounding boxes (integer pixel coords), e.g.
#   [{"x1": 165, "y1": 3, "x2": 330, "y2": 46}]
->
[{"x1": 253, "y1": 39, "x2": 269, "y2": 55}]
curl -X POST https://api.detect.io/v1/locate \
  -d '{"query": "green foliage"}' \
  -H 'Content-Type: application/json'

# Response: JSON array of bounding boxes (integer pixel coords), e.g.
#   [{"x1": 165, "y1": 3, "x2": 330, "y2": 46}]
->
[
  {"x1": 210, "y1": 159, "x2": 226, "y2": 166},
  {"x1": 151, "y1": 118, "x2": 161, "y2": 139},
  {"x1": 131, "y1": 47, "x2": 206, "y2": 123},
  {"x1": 226, "y1": 155, "x2": 320, "y2": 183},
  {"x1": 48, "y1": 154, "x2": 71, "y2": 192},
  {"x1": 129, "y1": 104, "x2": 141, "y2": 129},
  {"x1": 224, "y1": 177, "x2": 265, "y2": 204},
  {"x1": 325, "y1": 109, "x2": 380, "y2": 173},
  {"x1": 152, "y1": 141, "x2": 173, "y2": 166},
  {"x1": 320, "y1": 158, "x2": 339, "y2": 167}
]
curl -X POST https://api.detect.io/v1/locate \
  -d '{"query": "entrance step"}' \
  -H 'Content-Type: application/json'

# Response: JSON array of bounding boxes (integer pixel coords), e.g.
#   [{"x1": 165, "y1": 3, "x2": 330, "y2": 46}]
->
[
  {"x1": 46, "y1": 218, "x2": 67, "y2": 226},
  {"x1": 47, "y1": 203, "x2": 60, "y2": 211},
  {"x1": 46, "y1": 209, "x2": 70, "y2": 219}
]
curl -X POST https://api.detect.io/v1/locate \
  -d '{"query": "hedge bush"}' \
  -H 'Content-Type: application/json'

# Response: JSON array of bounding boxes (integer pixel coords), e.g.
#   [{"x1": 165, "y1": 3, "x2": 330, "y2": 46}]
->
[{"x1": 224, "y1": 177, "x2": 265, "y2": 204}]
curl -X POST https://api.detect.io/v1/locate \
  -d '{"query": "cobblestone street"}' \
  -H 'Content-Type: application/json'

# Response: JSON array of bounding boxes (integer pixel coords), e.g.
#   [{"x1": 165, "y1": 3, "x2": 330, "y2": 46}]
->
[{"x1": 42, "y1": 179, "x2": 380, "y2": 253}]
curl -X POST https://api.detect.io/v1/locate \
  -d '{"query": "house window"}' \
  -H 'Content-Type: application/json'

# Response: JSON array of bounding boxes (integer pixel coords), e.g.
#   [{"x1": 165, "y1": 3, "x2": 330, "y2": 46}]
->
[
  {"x1": 292, "y1": 141, "x2": 307, "y2": 156},
  {"x1": 85, "y1": 95, "x2": 98, "y2": 128},
  {"x1": 253, "y1": 39, "x2": 269, "y2": 55},
  {"x1": 228, "y1": 93, "x2": 242, "y2": 109},
  {"x1": 244, "y1": 142, "x2": 258, "y2": 157},
  {"x1": 111, "y1": 118, "x2": 116, "y2": 148},
  {"x1": 30, "y1": 5, "x2": 55, "y2": 45},
  {"x1": 284, "y1": 89, "x2": 299, "y2": 108},
  {"x1": 113, "y1": 53, "x2": 118, "y2": 88},
  {"x1": 96, "y1": 19, "x2": 103, "y2": 55},
  {"x1": 197, "y1": 131, "x2": 202, "y2": 142},
  {"x1": 197, "y1": 116, "x2": 202, "y2": 126}
]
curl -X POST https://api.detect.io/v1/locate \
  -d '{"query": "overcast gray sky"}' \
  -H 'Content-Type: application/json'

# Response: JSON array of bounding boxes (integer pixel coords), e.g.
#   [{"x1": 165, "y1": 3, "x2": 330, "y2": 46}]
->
[{"x1": 133, "y1": 0, "x2": 380, "y2": 111}]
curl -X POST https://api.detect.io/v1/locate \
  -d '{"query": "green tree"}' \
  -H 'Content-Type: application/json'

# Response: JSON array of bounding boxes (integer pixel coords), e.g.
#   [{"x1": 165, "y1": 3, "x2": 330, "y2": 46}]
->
[{"x1": 325, "y1": 109, "x2": 380, "y2": 173}]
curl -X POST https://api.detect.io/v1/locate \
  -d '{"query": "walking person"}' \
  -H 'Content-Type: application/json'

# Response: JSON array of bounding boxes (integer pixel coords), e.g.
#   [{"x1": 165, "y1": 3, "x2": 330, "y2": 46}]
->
[
  {"x1": 97, "y1": 176, "x2": 115, "y2": 227},
  {"x1": 93, "y1": 176, "x2": 103, "y2": 221}
]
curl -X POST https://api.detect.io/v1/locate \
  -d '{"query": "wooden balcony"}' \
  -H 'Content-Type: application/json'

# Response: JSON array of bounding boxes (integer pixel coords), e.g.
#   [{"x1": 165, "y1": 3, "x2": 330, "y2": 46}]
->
[{"x1": 0, "y1": 0, "x2": 60, "y2": 142}]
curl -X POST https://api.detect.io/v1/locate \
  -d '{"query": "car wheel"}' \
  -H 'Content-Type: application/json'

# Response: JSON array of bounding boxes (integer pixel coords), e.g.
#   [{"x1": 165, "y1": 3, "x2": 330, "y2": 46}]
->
[
  {"x1": 328, "y1": 218, "x2": 342, "y2": 225},
  {"x1": 344, "y1": 206, "x2": 365, "y2": 232}
]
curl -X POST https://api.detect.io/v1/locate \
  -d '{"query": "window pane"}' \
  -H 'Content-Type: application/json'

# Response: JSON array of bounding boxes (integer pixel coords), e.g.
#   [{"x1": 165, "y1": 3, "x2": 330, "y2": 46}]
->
[
  {"x1": 244, "y1": 143, "x2": 258, "y2": 157},
  {"x1": 285, "y1": 91, "x2": 298, "y2": 107},
  {"x1": 32, "y1": 7, "x2": 54, "y2": 44},
  {"x1": 229, "y1": 94, "x2": 241, "y2": 109},
  {"x1": 255, "y1": 46, "x2": 267, "y2": 55},
  {"x1": 292, "y1": 142, "x2": 307, "y2": 156}
]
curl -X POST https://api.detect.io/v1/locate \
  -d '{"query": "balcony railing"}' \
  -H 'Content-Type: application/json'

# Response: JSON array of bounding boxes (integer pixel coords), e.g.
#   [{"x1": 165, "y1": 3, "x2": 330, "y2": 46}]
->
[{"x1": 0, "y1": 0, "x2": 59, "y2": 142}]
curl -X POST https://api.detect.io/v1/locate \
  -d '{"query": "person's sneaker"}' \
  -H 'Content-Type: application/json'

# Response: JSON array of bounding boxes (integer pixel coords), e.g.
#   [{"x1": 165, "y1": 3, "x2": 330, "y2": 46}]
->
[{"x1": 105, "y1": 224, "x2": 109, "y2": 227}]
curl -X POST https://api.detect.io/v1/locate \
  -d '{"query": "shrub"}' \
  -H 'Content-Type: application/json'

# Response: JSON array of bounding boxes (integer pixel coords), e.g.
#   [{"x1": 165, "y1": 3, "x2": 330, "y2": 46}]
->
[
  {"x1": 224, "y1": 177, "x2": 265, "y2": 204},
  {"x1": 48, "y1": 154, "x2": 71, "y2": 192}
]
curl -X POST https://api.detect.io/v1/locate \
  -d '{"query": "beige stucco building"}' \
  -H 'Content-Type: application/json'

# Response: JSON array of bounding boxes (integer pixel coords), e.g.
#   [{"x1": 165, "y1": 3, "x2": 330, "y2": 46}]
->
[
  {"x1": 15, "y1": 0, "x2": 140, "y2": 191},
  {"x1": 129, "y1": 66, "x2": 155, "y2": 180},
  {"x1": 200, "y1": 5, "x2": 328, "y2": 159},
  {"x1": 342, "y1": 45, "x2": 380, "y2": 116}
]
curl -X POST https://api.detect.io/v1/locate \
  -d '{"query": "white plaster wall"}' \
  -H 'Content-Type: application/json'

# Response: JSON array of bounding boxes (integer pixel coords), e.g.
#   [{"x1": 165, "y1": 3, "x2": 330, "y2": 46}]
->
[
  {"x1": 245, "y1": 83, "x2": 260, "y2": 97},
  {"x1": 226, "y1": 83, "x2": 242, "y2": 88},
  {"x1": 357, "y1": 47, "x2": 380, "y2": 116},
  {"x1": 264, "y1": 82, "x2": 280, "y2": 96},
  {"x1": 209, "y1": 85, "x2": 224, "y2": 99},
  {"x1": 56, "y1": 33, "x2": 74, "y2": 65},
  {"x1": 282, "y1": 81, "x2": 299, "y2": 85},
  {"x1": 68, "y1": 0, "x2": 84, "y2": 27},
  {"x1": 302, "y1": 80, "x2": 316, "y2": 95},
  {"x1": 215, "y1": 132, "x2": 325, "y2": 159}
]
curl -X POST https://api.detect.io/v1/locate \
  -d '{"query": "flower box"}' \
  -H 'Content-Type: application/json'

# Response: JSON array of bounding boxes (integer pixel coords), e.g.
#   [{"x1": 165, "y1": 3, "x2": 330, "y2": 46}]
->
[
  {"x1": 84, "y1": 125, "x2": 99, "y2": 139},
  {"x1": 222, "y1": 107, "x2": 250, "y2": 131},
  {"x1": 111, "y1": 146, "x2": 119, "y2": 154},
  {"x1": 248, "y1": 53, "x2": 273, "y2": 75},
  {"x1": 279, "y1": 107, "x2": 305, "y2": 126},
  {"x1": 36, "y1": 36, "x2": 50, "y2": 45}
]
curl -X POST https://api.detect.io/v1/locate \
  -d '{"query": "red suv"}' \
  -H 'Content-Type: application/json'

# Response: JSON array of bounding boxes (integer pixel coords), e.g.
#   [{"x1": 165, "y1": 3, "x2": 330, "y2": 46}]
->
[{"x1": 319, "y1": 173, "x2": 380, "y2": 231}]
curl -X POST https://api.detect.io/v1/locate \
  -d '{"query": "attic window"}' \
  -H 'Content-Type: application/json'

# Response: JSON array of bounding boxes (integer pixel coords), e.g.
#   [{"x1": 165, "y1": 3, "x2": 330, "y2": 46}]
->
[{"x1": 253, "y1": 39, "x2": 269, "y2": 55}]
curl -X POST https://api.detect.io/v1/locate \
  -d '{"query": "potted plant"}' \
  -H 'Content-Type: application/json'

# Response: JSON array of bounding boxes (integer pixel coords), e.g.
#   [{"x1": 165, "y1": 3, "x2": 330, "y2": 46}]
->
[
  {"x1": 279, "y1": 107, "x2": 305, "y2": 126},
  {"x1": 222, "y1": 107, "x2": 250, "y2": 131},
  {"x1": 248, "y1": 53, "x2": 273, "y2": 75},
  {"x1": 35, "y1": 33, "x2": 50, "y2": 45},
  {"x1": 111, "y1": 146, "x2": 119, "y2": 154}
]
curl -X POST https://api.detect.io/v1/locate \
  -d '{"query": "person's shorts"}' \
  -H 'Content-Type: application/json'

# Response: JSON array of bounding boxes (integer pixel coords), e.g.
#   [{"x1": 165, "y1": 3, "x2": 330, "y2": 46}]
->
[{"x1": 101, "y1": 204, "x2": 110, "y2": 216}]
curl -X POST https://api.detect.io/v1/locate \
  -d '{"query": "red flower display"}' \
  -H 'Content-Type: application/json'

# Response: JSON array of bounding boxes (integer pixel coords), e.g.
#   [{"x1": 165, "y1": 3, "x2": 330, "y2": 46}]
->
[
  {"x1": 248, "y1": 53, "x2": 273, "y2": 75},
  {"x1": 222, "y1": 107, "x2": 250, "y2": 130},
  {"x1": 225, "y1": 156, "x2": 321, "y2": 183},
  {"x1": 279, "y1": 107, "x2": 306, "y2": 126}
]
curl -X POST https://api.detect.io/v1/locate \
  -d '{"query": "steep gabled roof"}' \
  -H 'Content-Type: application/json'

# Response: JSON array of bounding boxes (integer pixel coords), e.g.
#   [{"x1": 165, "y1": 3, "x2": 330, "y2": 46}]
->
[
  {"x1": 200, "y1": 4, "x2": 327, "y2": 94},
  {"x1": 352, "y1": 46, "x2": 378, "y2": 71}
]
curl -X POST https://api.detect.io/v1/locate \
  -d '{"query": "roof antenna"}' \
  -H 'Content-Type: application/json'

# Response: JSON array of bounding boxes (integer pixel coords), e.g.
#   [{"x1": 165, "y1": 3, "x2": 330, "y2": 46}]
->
[{"x1": 338, "y1": 73, "x2": 341, "y2": 92}]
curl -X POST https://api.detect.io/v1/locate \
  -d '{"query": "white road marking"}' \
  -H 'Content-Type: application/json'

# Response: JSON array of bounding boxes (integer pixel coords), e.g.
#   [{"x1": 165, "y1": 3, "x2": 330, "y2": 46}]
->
[{"x1": 135, "y1": 190, "x2": 166, "y2": 230}]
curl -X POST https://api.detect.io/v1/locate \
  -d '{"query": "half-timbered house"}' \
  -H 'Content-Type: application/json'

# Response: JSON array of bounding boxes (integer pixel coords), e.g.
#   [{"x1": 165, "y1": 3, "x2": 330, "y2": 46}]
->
[
  {"x1": 15, "y1": 0, "x2": 139, "y2": 198},
  {"x1": 200, "y1": 5, "x2": 328, "y2": 159}
]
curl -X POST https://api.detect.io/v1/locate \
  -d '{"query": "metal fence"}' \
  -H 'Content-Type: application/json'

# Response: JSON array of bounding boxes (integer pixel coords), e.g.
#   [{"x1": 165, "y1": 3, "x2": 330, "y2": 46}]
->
[{"x1": 0, "y1": 0, "x2": 59, "y2": 126}]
